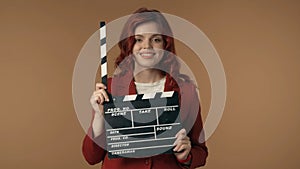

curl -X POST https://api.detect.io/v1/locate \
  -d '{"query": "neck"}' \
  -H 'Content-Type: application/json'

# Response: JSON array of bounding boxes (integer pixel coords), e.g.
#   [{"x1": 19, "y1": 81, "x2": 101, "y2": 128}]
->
[{"x1": 134, "y1": 68, "x2": 164, "y2": 83}]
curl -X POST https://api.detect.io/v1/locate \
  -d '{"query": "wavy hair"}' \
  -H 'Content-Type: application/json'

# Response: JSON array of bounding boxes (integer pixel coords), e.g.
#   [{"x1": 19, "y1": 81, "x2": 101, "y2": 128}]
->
[{"x1": 115, "y1": 7, "x2": 190, "y2": 84}]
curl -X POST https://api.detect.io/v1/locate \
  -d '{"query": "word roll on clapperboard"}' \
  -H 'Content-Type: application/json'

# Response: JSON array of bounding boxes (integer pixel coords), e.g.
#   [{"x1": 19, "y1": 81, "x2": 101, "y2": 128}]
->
[{"x1": 99, "y1": 22, "x2": 182, "y2": 158}]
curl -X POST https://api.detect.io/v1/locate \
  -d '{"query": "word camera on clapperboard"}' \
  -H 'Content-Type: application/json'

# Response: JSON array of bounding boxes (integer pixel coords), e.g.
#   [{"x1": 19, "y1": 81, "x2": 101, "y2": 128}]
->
[{"x1": 99, "y1": 22, "x2": 182, "y2": 158}]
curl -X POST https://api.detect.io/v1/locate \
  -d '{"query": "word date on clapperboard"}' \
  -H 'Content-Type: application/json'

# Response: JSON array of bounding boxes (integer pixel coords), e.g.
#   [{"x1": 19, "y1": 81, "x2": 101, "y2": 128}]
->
[{"x1": 104, "y1": 91, "x2": 182, "y2": 158}]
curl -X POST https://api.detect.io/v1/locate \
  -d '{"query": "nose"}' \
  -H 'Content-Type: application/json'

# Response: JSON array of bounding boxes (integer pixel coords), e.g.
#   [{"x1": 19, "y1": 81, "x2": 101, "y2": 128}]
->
[{"x1": 143, "y1": 39, "x2": 152, "y2": 49}]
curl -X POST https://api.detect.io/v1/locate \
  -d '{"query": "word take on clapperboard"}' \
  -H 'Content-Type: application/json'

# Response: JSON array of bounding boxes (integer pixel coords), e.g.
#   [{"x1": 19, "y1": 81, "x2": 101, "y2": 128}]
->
[{"x1": 99, "y1": 21, "x2": 182, "y2": 158}]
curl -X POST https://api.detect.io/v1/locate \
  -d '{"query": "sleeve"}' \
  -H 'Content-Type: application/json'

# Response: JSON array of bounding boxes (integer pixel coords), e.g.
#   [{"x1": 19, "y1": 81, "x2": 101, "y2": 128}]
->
[
  {"x1": 180, "y1": 84, "x2": 208, "y2": 168},
  {"x1": 82, "y1": 110, "x2": 107, "y2": 165},
  {"x1": 82, "y1": 78, "x2": 114, "y2": 165},
  {"x1": 188, "y1": 106, "x2": 208, "y2": 168}
]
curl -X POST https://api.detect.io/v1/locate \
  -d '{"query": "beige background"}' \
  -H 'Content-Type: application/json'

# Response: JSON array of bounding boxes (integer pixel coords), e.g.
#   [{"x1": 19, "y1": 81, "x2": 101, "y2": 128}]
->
[{"x1": 1, "y1": 0, "x2": 299, "y2": 169}]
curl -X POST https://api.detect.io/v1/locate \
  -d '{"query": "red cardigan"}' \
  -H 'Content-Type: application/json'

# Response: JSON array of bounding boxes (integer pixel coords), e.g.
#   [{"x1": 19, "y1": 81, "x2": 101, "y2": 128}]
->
[{"x1": 82, "y1": 73, "x2": 208, "y2": 169}]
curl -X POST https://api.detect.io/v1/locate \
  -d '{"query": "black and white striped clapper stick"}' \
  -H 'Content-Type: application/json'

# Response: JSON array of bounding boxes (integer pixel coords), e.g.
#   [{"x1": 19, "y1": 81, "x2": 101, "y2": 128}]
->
[{"x1": 100, "y1": 21, "x2": 107, "y2": 86}]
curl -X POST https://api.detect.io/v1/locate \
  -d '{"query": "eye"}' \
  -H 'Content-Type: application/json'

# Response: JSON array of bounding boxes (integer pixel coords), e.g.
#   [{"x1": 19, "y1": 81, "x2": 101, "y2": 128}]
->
[
  {"x1": 135, "y1": 37, "x2": 143, "y2": 43},
  {"x1": 152, "y1": 37, "x2": 163, "y2": 43}
]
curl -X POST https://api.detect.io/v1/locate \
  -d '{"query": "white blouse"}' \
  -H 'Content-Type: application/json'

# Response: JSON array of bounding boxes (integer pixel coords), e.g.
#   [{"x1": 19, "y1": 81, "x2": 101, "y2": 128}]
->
[{"x1": 134, "y1": 76, "x2": 166, "y2": 94}]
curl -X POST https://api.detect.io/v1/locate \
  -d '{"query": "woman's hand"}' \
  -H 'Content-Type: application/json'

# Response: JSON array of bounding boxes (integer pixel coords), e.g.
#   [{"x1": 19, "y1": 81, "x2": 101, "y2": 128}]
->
[
  {"x1": 90, "y1": 83, "x2": 110, "y2": 113},
  {"x1": 90, "y1": 83, "x2": 109, "y2": 137},
  {"x1": 173, "y1": 128, "x2": 192, "y2": 161}
]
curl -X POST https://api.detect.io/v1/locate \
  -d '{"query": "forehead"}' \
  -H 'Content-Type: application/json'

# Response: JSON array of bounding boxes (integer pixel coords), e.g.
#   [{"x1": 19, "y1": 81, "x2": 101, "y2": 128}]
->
[{"x1": 134, "y1": 21, "x2": 162, "y2": 35}]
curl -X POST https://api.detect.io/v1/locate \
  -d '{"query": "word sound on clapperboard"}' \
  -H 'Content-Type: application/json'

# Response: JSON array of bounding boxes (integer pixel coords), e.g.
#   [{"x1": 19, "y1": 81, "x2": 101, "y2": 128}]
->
[{"x1": 104, "y1": 91, "x2": 182, "y2": 158}]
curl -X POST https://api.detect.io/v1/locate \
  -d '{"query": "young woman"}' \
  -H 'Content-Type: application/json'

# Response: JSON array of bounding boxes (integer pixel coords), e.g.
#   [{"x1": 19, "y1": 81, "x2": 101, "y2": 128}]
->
[{"x1": 82, "y1": 8, "x2": 208, "y2": 169}]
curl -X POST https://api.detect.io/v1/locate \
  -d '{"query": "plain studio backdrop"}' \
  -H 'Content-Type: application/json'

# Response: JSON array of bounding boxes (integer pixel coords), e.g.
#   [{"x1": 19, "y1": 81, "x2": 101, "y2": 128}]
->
[{"x1": 0, "y1": 0, "x2": 299, "y2": 169}]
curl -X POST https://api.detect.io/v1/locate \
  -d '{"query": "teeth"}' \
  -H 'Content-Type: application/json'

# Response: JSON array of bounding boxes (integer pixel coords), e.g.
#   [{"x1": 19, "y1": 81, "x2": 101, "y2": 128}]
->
[{"x1": 141, "y1": 53, "x2": 155, "y2": 57}]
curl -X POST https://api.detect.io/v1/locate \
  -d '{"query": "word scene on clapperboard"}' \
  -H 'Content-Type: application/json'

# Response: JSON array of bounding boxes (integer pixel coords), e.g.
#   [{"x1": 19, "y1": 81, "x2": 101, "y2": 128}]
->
[{"x1": 99, "y1": 21, "x2": 182, "y2": 158}]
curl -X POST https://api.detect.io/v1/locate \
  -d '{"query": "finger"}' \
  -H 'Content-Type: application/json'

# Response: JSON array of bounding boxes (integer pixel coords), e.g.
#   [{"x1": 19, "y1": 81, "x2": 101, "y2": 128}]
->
[
  {"x1": 179, "y1": 139, "x2": 190, "y2": 145},
  {"x1": 94, "y1": 94, "x2": 102, "y2": 104},
  {"x1": 96, "y1": 83, "x2": 107, "y2": 90},
  {"x1": 94, "y1": 88, "x2": 110, "y2": 102},
  {"x1": 94, "y1": 88, "x2": 109, "y2": 102},
  {"x1": 174, "y1": 145, "x2": 188, "y2": 153},
  {"x1": 97, "y1": 93, "x2": 105, "y2": 104},
  {"x1": 90, "y1": 92, "x2": 100, "y2": 104},
  {"x1": 173, "y1": 136, "x2": 180, "y2": 146},
  {"x1": 173, "y1": 140, "x2": 190, "y2": 152},
  {"x1": 99, "y1": 89, "x2": 109, "y2": 102},
  {"x1": 95, "y1": 96, "x2": 100, "y2": 104},
  {"x1": 177, "y1": 143, "x2": 191, "y2": 153},
  {"x1": 173, "y1": 144, "x2": 185, "y2": 152},
  {"x1": 175, "y1": 128, "x2": 186, "y2": 138},
  {"x1": 173, "y1": 140, "x2": 185, "y2": 151},
  {"x1": 173, "y1": 144, "x2": 180, "y2": 152},
  {"x1": 175, "y1": 144, "x2": 190, "y2": 154},
  {"x1": 93, "y1": 91, "x2": 105, "y2": 104},
  {"x1": 173, "y1": 137, "x2": 190, "y2": 151},
  {"x1": 173, "y1": 135, "x2": 189, "y2": 146},
  {"x1": 181, "y1": 136, "x2": 190, "y2": 142}
]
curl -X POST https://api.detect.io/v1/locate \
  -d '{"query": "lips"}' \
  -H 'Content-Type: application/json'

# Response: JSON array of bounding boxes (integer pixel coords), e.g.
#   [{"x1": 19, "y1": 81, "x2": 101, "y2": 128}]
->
[{"x1": 139, "y1": 52, "x2": 156, "y2": 59}]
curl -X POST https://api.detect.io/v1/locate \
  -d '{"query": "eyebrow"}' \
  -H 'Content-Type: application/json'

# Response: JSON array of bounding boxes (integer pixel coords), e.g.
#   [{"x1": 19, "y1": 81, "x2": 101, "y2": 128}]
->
[{"x1": 134, "y1": 34, "x2": 162, "y2": 38}]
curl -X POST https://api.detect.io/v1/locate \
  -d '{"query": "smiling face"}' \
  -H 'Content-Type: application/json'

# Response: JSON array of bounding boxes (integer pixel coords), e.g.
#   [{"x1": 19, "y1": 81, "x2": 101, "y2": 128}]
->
[{"x1": 132, "y1": 21, "x2": 165, "y2": 71}]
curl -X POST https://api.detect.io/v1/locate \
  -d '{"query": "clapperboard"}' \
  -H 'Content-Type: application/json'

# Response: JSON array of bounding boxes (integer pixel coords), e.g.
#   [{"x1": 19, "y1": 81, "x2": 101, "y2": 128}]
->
[{"x1": 99, "y1": 22, "x2": 182, "y2": 158}]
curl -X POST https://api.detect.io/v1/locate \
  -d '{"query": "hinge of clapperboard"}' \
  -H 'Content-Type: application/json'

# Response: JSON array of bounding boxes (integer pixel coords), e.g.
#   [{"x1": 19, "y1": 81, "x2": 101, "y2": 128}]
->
[{"x1": 99, "y1": 21, "x2": 182, "y2": 158}]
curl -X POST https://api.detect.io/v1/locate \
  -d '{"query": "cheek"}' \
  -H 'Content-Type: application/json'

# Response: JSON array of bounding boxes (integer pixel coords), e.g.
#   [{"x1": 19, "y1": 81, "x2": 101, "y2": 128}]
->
[
  {"x1": 132, "y1": 44, "x2": 140, "y2": 53},
  {"x1": 156, "y1": 50, "x2": 165, "y2": 63},
  {"x1": 132, "y1": 46, "x2": 137, "y2": 53},
  {"x1": 154, "y1": 43, "x2": 164, "y2": 49},
  {"x1": 156, "y1": 49, "x2": 164, "y2": 56}
]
